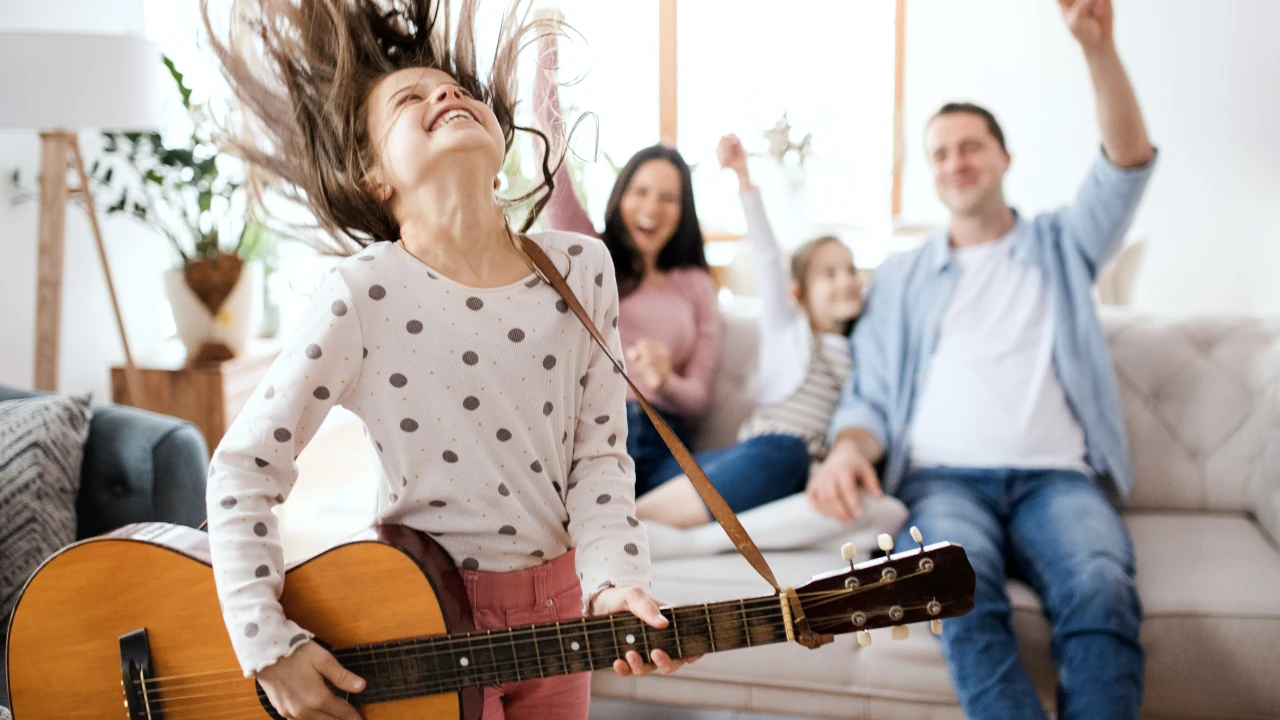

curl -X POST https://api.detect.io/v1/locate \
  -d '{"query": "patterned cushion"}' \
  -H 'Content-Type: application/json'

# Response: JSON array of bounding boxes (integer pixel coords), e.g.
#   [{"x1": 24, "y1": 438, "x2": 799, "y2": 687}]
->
[{"x1": 0, "y1": 393, "x2": 92, "y2": 619}]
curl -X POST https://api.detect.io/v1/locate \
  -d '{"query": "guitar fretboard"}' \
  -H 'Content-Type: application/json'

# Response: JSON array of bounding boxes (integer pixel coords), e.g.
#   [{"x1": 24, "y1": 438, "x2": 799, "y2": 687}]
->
[{"x1": 331, "y1": 595, "x2": 788, "y2": 703}]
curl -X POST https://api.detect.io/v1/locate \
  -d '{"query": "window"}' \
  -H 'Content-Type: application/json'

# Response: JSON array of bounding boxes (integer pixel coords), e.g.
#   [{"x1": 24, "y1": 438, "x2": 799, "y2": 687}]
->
[{"x1": 677, "y1": 1, "x2": 897, "y2": 264}]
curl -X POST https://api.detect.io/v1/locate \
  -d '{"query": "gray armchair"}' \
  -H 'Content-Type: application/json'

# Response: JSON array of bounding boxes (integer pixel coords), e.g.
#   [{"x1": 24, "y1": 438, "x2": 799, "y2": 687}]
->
[
  {"x1": 0, "y1": 384, "x2": 209, "y2": 710},
  {"x1": 0, "y1": 385, "x2": 210, "y2": 538}
]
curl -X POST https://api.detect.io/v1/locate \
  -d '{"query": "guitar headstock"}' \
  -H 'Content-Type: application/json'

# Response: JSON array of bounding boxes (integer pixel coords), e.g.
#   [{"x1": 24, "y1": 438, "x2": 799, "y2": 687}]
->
[{"x1": 793, "y1": 529, "x2": 975, "y2": 644}]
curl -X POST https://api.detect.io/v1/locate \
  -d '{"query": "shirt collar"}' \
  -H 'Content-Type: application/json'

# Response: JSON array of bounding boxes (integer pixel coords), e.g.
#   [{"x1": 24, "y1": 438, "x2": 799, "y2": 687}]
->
[{"x1": 929, "y1": 210, "x2": 1028, "y2": 274}]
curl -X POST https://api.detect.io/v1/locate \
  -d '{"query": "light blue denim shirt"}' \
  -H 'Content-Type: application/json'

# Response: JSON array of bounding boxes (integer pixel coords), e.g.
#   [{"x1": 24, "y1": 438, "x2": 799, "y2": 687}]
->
[{"x1": 831, "y1": 150, "x2": 1156, "y2": 496}]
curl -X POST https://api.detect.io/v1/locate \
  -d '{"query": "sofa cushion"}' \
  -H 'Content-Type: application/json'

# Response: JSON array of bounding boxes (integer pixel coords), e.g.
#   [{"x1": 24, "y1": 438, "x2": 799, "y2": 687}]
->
[
  {"x1": 0, "y1": 393, "x2": 92, "y2": 619},
  {"x1": 1101, "y1": 311, "x2": 1280, "y2": 515},
  {"x1": 596, "y1": 512, "x2": 1280, "y2": 719}
]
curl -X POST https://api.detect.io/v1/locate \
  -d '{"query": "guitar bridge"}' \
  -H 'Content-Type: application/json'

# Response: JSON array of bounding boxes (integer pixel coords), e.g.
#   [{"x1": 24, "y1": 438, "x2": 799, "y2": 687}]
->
[{"x1": 120, "y1": 629, "x2": 164, "y2": 719}]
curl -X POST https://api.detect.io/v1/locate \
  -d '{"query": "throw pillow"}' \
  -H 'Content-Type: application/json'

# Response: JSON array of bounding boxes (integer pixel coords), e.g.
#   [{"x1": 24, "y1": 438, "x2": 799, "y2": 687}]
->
[{"x1": 0, "y1": 393, "x2": 92, "y2": 619}]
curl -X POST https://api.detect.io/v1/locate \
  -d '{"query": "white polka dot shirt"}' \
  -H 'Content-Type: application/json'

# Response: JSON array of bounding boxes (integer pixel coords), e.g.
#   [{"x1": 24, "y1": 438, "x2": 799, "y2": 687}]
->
[{"x1": 206, "y1": 232, "x2": 650, "y2": 676}]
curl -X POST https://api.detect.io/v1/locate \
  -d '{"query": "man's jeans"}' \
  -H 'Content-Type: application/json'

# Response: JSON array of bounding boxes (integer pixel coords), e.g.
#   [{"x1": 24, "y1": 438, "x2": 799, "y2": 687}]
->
[{"x1": 896, "y1": 467, "x2": 1143, "y2": 720}]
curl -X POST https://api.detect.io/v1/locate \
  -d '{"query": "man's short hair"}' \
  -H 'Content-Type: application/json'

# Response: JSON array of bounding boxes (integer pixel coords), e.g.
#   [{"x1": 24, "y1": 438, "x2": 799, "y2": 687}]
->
[{"x1": 931, "y1": 102, "x2": 1007, "y2": 152}]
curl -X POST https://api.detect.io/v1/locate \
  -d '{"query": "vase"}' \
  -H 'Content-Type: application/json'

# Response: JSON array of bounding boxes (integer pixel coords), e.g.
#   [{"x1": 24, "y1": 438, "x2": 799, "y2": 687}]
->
[{"x1": 164, "y1": 260, "x2": 262, "y2": 362}]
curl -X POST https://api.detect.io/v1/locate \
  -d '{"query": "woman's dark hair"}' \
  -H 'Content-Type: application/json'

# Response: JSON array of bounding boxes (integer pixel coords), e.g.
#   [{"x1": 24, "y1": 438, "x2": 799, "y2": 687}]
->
[
  {"x1": 599, "y1": 144, "x2": 707, "y2": 297},
  {"x1": 790, "y1": 235, "x2": 858, "y2": 336},
  {"x1": 202, "y1": 0, "x2": 557, "y2": 253}
]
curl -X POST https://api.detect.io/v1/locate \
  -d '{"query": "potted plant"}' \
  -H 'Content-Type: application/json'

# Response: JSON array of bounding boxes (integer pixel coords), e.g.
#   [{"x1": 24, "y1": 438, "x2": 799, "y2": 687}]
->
[{"x1": 91, "y1": 56, "x2": 274, "y2": 364}]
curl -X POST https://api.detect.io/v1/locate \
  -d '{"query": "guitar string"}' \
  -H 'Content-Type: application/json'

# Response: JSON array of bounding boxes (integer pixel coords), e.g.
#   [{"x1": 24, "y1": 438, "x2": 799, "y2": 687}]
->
[
  {"x1": 135, "y1": 558, "x2": 936, "y2": 691},
  {"x1": 138, "y1": 601, "x2": 942, "y2": 720},
  {"x1": 133, "y1": 573, "x2": 942, "y2": 720}
]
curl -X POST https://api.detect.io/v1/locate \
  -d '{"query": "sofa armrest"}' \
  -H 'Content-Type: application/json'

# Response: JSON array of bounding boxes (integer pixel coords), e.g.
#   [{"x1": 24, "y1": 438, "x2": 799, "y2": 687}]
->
[
  {"x1": 1255, "y1": 379, "x2": 1280, "y2": 547},
  {"x1": 76, "y1": 404, "x2": 210, "y2": 538}
]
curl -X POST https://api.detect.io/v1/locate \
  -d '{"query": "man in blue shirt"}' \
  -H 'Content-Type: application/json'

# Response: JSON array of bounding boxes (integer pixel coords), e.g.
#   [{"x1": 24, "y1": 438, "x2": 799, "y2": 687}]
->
[{"x1": 810, "y1": 1, "x2": 1156, "y2": 717}]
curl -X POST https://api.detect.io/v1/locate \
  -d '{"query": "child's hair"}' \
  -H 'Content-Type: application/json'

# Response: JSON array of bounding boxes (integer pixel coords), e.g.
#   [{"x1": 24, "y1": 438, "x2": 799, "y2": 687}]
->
[
  {"x1": 202, "y1": 0, "x2": 557, "y2": 252},
  {"x1": 600, "y1": 144, "x2": 707, "y2": 298},
  {"x1": 790, "y1": 235, "x2": 857, "y2": 336}
]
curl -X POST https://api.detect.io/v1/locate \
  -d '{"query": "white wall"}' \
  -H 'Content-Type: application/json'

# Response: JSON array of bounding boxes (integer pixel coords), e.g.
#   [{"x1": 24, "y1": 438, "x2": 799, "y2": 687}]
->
[
  {"x1": 0, "y1": 0, "x2": 177, "y2": 399},
  {"x1": 902, "y1": 0, "x2": 1280, "y2": 315}
]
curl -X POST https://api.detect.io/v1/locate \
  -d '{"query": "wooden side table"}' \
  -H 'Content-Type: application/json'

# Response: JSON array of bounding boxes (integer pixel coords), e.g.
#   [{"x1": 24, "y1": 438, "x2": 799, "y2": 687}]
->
[{"x1": 111, "y1": 339, "x2": 280, "y2": 452}]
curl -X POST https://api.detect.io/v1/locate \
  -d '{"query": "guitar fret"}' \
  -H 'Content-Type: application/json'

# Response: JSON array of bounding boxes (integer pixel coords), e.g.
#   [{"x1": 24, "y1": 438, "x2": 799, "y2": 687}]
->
[
  {"x1": 503, "y1": 629, "x2": 520, "y2": 684},
  {"x1": 703, "y1": 604, "x2": 718, "y2": 653},
  {"x1": 583, "y1": 617, "x2": 597, "y2": 671},
  {"x1": 608, "y1": 614, "x2": 620, "y2": 665},
  {"x1": 530, "y1": 625, "x2": 546, "y2": 679},
  {"x1": 670, "y1": 608, "x2": 683, "y2": 658},
  {"x1": 739, "y1": 599, "x2": 752, "y2": 647}
]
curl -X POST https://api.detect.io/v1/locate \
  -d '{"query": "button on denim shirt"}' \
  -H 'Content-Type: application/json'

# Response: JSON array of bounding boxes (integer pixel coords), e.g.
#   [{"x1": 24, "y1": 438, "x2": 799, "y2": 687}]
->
[{"x1": 830, "y1": 151, "x2": 1156, "y2": 496}]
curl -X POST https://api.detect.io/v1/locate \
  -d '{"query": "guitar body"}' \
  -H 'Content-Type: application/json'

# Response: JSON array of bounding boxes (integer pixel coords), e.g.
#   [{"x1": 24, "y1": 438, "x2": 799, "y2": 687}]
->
[{"x1": 6, "y1": 523, "x2": 482, "y2": 720}]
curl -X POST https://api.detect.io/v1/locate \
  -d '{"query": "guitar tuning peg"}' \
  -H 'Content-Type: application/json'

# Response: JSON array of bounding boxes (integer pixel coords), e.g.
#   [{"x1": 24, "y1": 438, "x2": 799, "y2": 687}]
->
[
  {"x1": 840, "y1": 542, "x2": 857, "y2": 567},
  {"x1": 910, "y1": 526, "x2": 924, "y2": 548},
  {"x1": 856, "y1": 630, "x2": 872, "y2": 647},
  {"x1": 891, "y1": 625, "x2": 910, "y2": 641},
  {"x1": 931, "y1": 619, "x2": 943, "y2": 636},
  {"x1": 877, "y1": 533, "x2": 894, "y2": 554}
]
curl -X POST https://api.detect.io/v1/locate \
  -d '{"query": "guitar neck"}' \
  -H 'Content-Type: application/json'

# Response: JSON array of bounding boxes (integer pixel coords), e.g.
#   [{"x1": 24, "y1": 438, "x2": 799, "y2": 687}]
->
[{"x1": 331, "y1": 593, "x2": 788, "y2": 703}]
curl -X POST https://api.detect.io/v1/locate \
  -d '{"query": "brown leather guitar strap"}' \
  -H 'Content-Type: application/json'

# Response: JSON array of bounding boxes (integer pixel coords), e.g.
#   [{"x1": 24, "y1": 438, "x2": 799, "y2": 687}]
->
[{"x1": 517, "y1": 235, "x2": 791, "y2": 591}]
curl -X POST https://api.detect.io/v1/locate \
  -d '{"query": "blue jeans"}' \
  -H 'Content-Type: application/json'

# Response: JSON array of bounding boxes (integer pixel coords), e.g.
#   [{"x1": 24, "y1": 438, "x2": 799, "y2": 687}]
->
[
  {"x1": 626, "y1": 402, "x2": 811, "y2": 513},
  {"x1": 896, "y1": 467, "x2": 1143, "y2": 720}
]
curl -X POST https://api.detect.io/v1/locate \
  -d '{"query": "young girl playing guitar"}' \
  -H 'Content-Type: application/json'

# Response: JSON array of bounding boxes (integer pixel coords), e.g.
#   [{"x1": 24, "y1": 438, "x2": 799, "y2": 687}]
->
[{"x1": 201, "y1": 2, "x2": 690, "y2": 718}]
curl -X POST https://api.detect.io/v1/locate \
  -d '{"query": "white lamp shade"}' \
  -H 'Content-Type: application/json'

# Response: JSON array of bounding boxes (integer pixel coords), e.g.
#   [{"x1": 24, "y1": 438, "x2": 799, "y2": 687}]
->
[{"x1": 0, "y1": 32, "x2": 164, "y2": 130}]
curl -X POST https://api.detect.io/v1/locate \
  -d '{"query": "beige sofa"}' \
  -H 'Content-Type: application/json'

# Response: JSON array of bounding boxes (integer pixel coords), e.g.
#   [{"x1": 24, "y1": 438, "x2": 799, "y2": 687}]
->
[{"x1": 593, "y1": 308, "x2": 1280, "y2": 719}]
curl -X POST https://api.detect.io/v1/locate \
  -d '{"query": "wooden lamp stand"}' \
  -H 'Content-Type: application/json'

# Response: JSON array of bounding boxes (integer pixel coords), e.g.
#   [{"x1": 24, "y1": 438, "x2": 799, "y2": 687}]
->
[{"x1": 33, "y1": 130, "x2": 145, "y2": 407}]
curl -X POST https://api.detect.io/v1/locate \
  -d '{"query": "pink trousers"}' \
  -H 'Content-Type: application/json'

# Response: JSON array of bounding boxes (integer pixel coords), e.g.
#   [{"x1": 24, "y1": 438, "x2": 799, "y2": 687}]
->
[{"x1": 460, "y1": 549, "x2": 591, "y2": 720}]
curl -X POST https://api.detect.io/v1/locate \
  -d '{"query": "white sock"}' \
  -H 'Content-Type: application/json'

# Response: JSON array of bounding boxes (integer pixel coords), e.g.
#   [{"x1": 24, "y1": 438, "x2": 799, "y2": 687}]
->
[{"x1": 644, "y1": 492, "x2": 909, "y2": 560}]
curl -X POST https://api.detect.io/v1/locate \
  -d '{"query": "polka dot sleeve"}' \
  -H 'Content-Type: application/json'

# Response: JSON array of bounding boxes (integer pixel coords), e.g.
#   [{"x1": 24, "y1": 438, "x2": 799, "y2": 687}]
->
[
  {"x1": 206, "y1": 267, "x2": 364, "y2": 677},
  {"x1": 564, "y1": 247, "x2": 652, "y2": 596}
]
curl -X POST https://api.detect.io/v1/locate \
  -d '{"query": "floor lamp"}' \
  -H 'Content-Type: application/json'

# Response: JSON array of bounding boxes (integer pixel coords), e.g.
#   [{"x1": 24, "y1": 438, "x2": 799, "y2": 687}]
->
[{"x1": 0, "y1": 32, "x2": 164, "y2": 404}]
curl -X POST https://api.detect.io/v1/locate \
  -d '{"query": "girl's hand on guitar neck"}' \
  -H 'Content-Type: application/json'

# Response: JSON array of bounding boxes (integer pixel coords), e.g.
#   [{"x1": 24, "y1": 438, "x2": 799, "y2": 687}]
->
[
  {"x1": 591, "y1": 585, "x2": 702, "y2": 677},
  {"x1": 256, "y1": 641, "x2": 366, "y2": 720}
]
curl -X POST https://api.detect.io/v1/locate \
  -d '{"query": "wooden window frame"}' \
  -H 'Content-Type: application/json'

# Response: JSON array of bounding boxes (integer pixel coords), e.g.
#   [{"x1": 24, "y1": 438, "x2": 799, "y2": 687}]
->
[{"x1": 657, "y1": 0, "x2": 906, "y2": 222}]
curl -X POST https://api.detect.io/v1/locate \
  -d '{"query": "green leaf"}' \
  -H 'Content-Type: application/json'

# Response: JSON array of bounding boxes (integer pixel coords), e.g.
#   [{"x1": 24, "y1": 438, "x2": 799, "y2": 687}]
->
[
  {"x1": 161, "y1": 148, "x2": 195, "y2": 168},
  {"x1": 198, "y1": 190, "x2": 212, "y2": 213},
  {"x1": 132, "y1": 202, "x2": 147, "y2": 220},
  {"x1": 103, "y1": 167, "x2": 114, "y2": 184},
  {"x1": 145, "y1": 170, "x2": 164, "y2": 186},
  {"x1": 107, "y1": 190, "x2": 128, "y2": 213},
  {"x1": 163, "y1": 55, "x2": 193, "y2": 110}
]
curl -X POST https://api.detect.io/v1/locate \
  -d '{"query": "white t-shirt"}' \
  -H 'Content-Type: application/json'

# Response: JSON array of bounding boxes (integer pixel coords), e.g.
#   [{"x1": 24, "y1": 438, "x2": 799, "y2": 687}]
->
[{"x1": 908, "y1": 233, "x2": 1089, "y2": 472}]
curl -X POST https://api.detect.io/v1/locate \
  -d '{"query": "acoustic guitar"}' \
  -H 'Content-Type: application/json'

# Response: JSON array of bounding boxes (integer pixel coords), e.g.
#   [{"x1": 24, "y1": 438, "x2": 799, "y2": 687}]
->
[{"x1": 6, "y1": 522, "x2": 973, "y2": 719}]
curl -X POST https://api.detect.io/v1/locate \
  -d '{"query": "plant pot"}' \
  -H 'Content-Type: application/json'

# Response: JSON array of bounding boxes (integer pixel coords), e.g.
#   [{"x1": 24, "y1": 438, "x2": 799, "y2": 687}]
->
[{"x1": 165, "y1": 260, "x2": 262, "y2": 362}]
